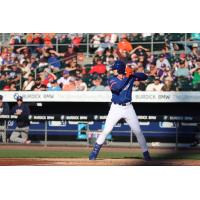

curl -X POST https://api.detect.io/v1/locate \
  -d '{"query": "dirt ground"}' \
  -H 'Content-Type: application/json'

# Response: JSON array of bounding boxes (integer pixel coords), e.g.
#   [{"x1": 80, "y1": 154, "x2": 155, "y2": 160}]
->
[{"x1": 0, "y1": 145, "x2": 200, "y2": 166}]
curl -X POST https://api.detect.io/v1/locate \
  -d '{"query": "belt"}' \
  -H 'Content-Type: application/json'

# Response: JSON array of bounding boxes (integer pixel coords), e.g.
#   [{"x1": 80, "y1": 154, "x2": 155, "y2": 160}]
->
[{"x1": 113, "y1": 102, "x2": 131, "y2": 106}]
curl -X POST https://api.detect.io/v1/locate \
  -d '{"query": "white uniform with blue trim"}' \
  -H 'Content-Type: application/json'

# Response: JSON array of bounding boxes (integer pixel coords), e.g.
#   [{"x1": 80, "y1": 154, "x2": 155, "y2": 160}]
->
[{"x1": 96, "y1": 72, "x2": 148, "y2": 152}]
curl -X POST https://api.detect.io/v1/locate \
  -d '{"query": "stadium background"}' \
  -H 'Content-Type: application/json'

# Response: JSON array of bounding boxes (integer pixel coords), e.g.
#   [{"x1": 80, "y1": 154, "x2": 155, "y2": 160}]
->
[{"x1": 1, "y1": 33, "x2": 200, "y2": 147}]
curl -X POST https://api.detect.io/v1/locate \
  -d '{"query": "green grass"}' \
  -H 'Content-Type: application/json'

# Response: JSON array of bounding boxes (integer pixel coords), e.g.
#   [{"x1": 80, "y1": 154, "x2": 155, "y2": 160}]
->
[{"x1": 0, "y1": 149, "x2": 200, "y2": 160}]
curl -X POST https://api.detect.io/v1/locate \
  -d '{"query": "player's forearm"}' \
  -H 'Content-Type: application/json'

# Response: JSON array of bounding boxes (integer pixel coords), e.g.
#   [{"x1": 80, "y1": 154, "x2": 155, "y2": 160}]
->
[{"x1": 133, "y1": 72, "x2": 148, "y2": 81}]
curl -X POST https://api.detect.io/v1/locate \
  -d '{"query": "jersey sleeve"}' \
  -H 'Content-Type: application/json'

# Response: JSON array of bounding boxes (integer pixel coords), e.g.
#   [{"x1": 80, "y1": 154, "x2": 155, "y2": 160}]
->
[
  {"x1": 133, "y1": 72, "x2": 148, "y2": 81},
  {"x1": 108, "y1": 77, "x2": 130, "y2": 93}
]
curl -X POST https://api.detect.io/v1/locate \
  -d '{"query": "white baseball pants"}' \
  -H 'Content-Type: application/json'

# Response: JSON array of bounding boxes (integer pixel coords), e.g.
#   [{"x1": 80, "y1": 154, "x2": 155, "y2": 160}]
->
[
  {"x1": 96, "y1": 103, "x2": 148, "y2": 152},
  {"x1": 10, "y1": 126, "x2": 29, "y2": 143}
]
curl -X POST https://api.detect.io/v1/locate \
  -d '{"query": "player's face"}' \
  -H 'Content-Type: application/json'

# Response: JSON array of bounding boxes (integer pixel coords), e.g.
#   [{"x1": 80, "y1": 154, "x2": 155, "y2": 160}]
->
[
  {"x1": 17, "y1": 100, "x2": 22, "y2": 106},
  {"x1": 113, "y1": 69, "x2": 118, "y2": 76}
]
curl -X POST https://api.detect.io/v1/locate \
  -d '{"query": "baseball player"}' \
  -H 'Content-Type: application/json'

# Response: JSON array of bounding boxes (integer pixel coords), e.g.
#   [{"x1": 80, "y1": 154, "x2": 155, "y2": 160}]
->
[
  {"x1": 0, "y1": 95, "x2": 9, "y2": 143},
  {"x1": 89, "y1": 60, "x2": 151, "y2": 161},
  {"x1": 10, "y1": 96, "x2": 31, "y2": 144}
]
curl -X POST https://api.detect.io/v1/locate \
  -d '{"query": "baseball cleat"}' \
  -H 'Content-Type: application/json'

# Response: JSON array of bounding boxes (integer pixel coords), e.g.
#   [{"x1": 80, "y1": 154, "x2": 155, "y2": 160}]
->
[
  {"x1": 89, "y1": 152, "x2": 97, "y2": 160},
  {"x1": 143, "y1": 151, "x2": 152, "y2": 161},
  {"x1": 89, "y1": 143, "x2": 102, "y2": 160}
]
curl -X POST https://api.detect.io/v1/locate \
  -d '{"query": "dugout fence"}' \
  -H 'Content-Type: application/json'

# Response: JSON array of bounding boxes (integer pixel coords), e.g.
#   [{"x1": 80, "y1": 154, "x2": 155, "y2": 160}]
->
[{"x1": 1, "y1": 114, "x2": 200, "y2": 149}]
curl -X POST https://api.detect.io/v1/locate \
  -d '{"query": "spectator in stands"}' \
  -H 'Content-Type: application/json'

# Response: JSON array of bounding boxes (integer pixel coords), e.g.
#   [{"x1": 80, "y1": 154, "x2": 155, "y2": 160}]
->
[
  {"x1": 89, "y1": 75, "x2": 105, "y2": 91},
  {"x1": 21, "y1": 60, "x2": 31, "y2": 79},
  {"x1": 7, "y1": 65, "x2": 21, "y2": 85},
  {"x1": 161, "y1": 46, "x2": 171, "y2": 60},
  {"x1": 156, "y1": 54, "x2": 171, "y2": 69},
  {"x1": 22, "y1": 74, "x2": 35, "y2": 91},
  {"x1": 146, "y1": 50, "x2": 154, "y2": 64},
  {"x1": 38, "y1": 57, "x2": 48, "y2": 69},
  {"x1": 146, "y1": 62, "x2": 158, "y2": 78},
  {"x1": 31, "y1": 33, "x2": 44, "y2": 53},
  {"x1": 138, "y1": 54, "x2": 146, "y2": 68},
  {"x1": 174, "y1": 60, "x2": 190, "y2": 78},
  {"x1": 5, "y1": 53, "x2": 15, "y2": 66},
  {"x1": 190, "y1": 66, "x2": 200, "y2": 90},
  {"x1": 57, "y1": 34, "x2": 71, "y2": 52},
  {"x1": 65, "y1": 57, "x2": 79, "y2": 74},
  {"x1": 31, "y1": 77, "x2": 47, "y2": 91},
  {"x1": 109, "y1": 33, "x2": 118, "y2": 46},
  {"x1": 0, "y1": 53, "x2": 9, "y2": 65},
  {"x1": 43, "y1": 33, "x2": 54, "y2": 48},
  {"x1": 10, "y1": 83, "x2": 17, "y2": 91},
  {"x1": 179, "y1": 53, "x2": 191, "y2": 69},
  {"x1": 136, "y1": 65, "x2": 144, "y2": 73},
  {"x1": 57, "y1": 70, "x2": 71, "y2": 88},
  {"x1": 131, "y1": 45, "x2": 148, "y2": 59},
  {"x1": 3, "y1": 33, "x2": 200, "y2": 92},
  {"x1": 25, "y1": 33, "x2": 33, "y2": 47},
  {"x1": 62, "y1": 76, "x2": 76, "y2": 91},
  {"x1": 30, "y1": 56, "x2": 38, "y2": 70},
  {"x1": 62, "y1": 45, "x2": 77, "y2": 66},
  {"x1": 93, "y1": 47, "x2": 105, "y2": 65},
  {"x1": 40, "y1": 68, "x2": 57, "y2": 86},
  {"x1": 47, "y1": 80, "x2": 62, "y2": 91},
  {"x1": 90, "y1": 34, "x2": 101, "y2": 53},
  {"x1": 3, "y1": 85, "x2": 10, "y2": 91},
  {"x1": 127, "y1": 54, "x2": 139, "y2": 69},
  {"x1": 161, "y1": 77, "x2": 176, "y2": 91},
  {"x1": 16, "y1": 46, "x2": 31, "y2": 62},
  {"x1": 102, "y1": 48, "x2": 112, "y2": 64},
  {"x1": 117, "y1": 36, "x2": 133, "y2": 53},
  {"x1": 47, "y1": 51, "x2": 61, "y2": 72},
  {"x1": 160, "y1": 65, "x2": 173, "y2": 82},
  {"x1": 72, "y1": 34, "x2": 82, "y2": 49},
  {"x1": 131, "y1": 53, "x2": 139, "y2": 63},
  {"x1": 190, "y1": 43, "x2": 199, "y2": 60},
  {"x1": 75, "y1": 77, "x2": 87, "y2": 91},
  {"x1": 89, "y1": 58, "x2": 106, "y2": 74},
  {"x1": 132, "y1": 80, "x2": 146, "y2": 91},
  {"x1": 146, "y1": 76, "x2": 164, "y2": 91},
  {"x1": 105, "y1": 55, "x2": 115, "y2": 71},
  {"x1": 174, "y1": 60, "x2": 191, "y2": 91}
]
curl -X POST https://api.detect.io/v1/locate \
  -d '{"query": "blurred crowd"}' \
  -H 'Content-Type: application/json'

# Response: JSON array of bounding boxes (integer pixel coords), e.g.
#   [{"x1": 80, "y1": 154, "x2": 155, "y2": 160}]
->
[{"x1": 0, "y1": 33, "x2": 200, "y2": 92}]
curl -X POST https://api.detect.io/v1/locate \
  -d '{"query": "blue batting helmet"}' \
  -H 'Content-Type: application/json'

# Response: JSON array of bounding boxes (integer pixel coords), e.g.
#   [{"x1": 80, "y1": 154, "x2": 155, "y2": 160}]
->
[{"x1": 112, "y1": 60, "x2": 126, "y2": 74}]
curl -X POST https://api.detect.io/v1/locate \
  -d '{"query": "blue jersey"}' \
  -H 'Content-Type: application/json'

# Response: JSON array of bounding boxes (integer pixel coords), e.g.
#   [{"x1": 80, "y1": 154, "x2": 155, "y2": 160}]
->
[
  {"x1": 11, "y1": 103, "x2": 30, "y2": 127},
  {"x1": 108, "y1": 72, "x2": 148, "y2": 104}
]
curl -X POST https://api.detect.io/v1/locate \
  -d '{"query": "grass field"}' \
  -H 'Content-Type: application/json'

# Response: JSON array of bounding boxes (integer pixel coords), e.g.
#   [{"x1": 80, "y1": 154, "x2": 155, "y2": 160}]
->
[{"x1": 0, "y1": 148, "x2": 200, "y2": 160}]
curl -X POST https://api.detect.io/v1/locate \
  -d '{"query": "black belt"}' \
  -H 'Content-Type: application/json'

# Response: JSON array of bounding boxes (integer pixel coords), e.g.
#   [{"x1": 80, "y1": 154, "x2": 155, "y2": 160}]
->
[{"x1": 113, "y1": 102, "x2": 131, "y2": 106}]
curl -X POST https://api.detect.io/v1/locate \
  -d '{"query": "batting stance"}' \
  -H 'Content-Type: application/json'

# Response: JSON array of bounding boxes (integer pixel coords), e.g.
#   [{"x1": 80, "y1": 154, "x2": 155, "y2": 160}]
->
[{"x1": 89, "y1": 60, "x2": 151, "y2": 161}]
